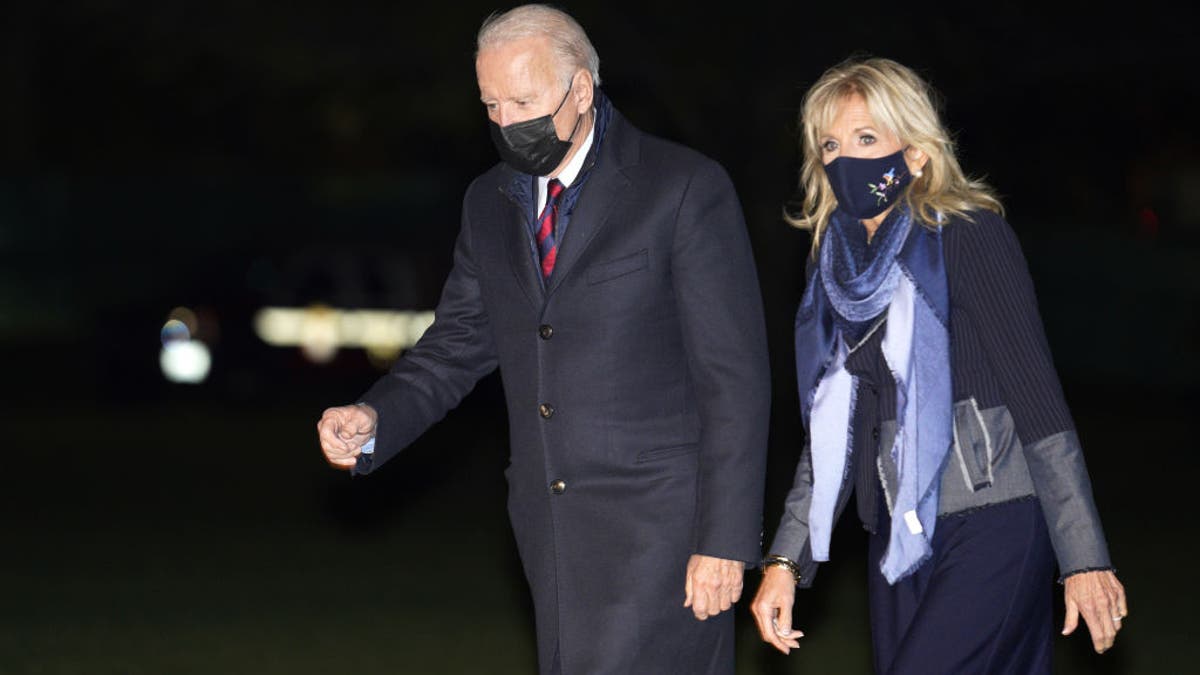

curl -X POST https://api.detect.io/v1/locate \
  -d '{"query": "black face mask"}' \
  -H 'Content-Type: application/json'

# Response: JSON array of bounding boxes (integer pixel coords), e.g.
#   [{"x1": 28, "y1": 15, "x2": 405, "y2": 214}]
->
[{"x1": 488, "y1": 84, "x2": 581, "y2": 176}]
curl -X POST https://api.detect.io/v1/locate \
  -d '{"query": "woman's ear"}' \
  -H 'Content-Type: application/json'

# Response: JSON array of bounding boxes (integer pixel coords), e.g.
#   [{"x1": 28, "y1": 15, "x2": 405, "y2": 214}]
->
[{"x1": 905, "y1": 146, "x2": 929, "y2": 176}]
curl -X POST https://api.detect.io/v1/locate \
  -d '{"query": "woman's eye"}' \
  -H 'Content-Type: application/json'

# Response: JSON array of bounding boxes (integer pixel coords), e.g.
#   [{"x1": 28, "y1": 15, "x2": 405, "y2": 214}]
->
[
  {"x1": 821, "y1": 140, "x2": 838, "y2": 152},
  {"x1": 860, "y1": 134, "x2": 876, "y2": 145}
]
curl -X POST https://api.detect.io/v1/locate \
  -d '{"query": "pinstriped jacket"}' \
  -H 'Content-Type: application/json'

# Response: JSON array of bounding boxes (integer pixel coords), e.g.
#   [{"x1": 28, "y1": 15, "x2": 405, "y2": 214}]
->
[{"x1": 771, "y1": 210, "x2": 1113, "y2": 587}]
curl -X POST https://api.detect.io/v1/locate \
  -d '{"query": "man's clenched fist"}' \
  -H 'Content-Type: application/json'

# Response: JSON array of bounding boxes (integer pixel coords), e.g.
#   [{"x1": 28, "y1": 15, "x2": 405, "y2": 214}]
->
[{"x1": 317, "y1": 403, "x2": 378, "y2": 470}]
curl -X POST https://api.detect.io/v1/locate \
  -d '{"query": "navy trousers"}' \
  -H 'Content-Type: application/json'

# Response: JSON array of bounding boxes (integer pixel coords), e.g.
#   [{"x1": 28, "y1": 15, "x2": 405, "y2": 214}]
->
[{"x1": 867, "y1": 497, "x2": 1055, "y2": 675}]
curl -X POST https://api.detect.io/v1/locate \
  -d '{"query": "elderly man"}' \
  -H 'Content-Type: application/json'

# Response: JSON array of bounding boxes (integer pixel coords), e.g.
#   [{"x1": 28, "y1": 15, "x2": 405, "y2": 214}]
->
[{"x1": 317, "y1": 5, "x2": 770, "y2": 673}]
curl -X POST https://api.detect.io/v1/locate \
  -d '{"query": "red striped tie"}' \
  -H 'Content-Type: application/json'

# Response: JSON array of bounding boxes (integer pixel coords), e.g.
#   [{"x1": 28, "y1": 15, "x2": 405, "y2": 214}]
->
[{"x1": 537, "y1": 179, "x2": 565, "y2": 280}]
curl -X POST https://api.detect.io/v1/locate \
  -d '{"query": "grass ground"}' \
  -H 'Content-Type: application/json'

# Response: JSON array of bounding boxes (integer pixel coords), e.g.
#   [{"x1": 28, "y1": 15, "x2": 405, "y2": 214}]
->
[{"x1": 1, "y1": 394, "x2": 1190, "y2": 674}]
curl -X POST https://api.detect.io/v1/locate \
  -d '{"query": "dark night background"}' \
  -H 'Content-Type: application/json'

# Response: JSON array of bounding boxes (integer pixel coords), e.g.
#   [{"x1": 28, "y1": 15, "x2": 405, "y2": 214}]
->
[{"x1": 1, "y1": 1, "x2": 1197, "y2": 673}]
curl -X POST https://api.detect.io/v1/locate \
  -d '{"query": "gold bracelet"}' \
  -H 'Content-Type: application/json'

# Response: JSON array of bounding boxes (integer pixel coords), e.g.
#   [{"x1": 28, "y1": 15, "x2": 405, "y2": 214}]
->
[{"x1": 761, "y1": 554, "x2": 803, "y2": 585}]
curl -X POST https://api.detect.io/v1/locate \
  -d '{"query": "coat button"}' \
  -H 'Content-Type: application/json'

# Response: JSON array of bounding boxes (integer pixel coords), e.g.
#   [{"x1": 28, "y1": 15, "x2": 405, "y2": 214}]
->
[
  {"x1": 550, "y1": 479, "x2": 567, "y2": 494},
  {"x1": 539, "y1": 403, "x2": 555, "y2": 419},
  {"x1": 871, "y1": 427, "x2": 880, "y2": 440},
  {"x1": 539, "y1": 324, "x2": 554, "y2": 340}
]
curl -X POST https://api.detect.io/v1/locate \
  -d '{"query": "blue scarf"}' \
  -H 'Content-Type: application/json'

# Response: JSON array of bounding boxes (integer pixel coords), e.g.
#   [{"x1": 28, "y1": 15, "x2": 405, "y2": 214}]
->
[{"x1": 795, "y1": 205, "x2": 952, "y2": 584}]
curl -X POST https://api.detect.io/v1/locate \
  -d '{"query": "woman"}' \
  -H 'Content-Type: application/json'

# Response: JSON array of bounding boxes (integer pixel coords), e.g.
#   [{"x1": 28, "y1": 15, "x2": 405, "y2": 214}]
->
[{"x1": 750, "y1": 58, "x2": 1127, "y2": 673}]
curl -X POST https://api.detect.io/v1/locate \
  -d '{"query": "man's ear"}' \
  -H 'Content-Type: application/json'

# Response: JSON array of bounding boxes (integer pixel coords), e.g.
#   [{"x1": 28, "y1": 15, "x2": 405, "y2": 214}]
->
[{"x1": 573, "y1": 69, "x2": 594, "y2": 113}]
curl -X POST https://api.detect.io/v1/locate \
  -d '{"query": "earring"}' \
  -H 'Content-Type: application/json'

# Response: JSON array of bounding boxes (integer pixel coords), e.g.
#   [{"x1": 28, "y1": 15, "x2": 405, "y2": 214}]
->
[{"x1": 912, "y1": 168, "x2": 924, "y2": 177}]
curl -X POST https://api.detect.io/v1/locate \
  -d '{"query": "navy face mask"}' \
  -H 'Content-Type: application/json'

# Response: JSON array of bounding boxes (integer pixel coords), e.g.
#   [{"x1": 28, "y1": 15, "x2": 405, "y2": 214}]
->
[
  {"x1": 489, "y1": 83, "x2": 581, "y2": 176},
  {"x1": 823, "y1": 149, "x2": 913, "y2": 220}
]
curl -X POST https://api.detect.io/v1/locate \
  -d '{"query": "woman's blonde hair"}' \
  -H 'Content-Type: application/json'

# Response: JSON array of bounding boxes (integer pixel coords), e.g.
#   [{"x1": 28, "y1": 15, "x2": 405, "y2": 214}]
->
[{"x1": 788, "y1": 57, "x2": 1002, "y2": 251}]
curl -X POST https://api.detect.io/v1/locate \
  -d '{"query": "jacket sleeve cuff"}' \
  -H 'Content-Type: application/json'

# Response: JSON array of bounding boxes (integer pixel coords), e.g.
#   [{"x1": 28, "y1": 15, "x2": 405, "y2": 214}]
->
[
  {"x1": 768, "y1": 517, "x2": 819, "y2": 588},
  {"x1": 1022, "y1": 430, "x2": 1114, "y2": 575},
  {"x1": 1058, "y1": 565, "x2": 1117, "y2": 584}
]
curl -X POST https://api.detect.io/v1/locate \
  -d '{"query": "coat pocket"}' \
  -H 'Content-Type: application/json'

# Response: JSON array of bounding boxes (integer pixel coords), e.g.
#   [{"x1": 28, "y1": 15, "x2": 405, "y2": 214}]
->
[
  {"x1": 951, "y1": 398, "x2": 994, "y2": 491},
  {"x1": 587, "y1": 249, "x2": 648, "y2": 285},
  {"x1": 635, "y1": 443, "x2": 699, "y2": 463}
]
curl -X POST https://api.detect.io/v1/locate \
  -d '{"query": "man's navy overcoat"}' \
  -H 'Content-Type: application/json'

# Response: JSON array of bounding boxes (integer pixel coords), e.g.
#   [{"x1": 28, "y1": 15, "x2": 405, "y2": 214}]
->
[{"x1": 356, "y1": 102, "x2": 771, "y2": 675}]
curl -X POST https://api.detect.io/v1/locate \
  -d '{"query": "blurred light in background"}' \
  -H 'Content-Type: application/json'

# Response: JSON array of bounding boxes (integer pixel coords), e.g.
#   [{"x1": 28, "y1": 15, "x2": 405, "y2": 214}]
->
[
  {"x1": 160, "y1": 306, "x2": 212, "y2": 383},
  {"x1": 167, "y1": 306, "x2": 199, "y2": 337},
  {"x1": 254, "y1": 306, "x2": 434, "y2": 366},
  {"x1": 160, "y1": 340, "x2": 212, "y2": 383},
  {"x1": 161, "y1": 318, "x2": 191, "y2": 345}
]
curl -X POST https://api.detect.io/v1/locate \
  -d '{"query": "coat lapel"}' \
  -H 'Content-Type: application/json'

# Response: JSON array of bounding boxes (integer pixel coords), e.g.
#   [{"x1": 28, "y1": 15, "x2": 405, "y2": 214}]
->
[
  {"x1": 545, "y1": 168, "x2": 630, "y2": 296},
  {"x1": 545, "y1": 113, "x2": 638, "y2": 297},
  {"x1": 500, "y1": 180, "x2": 544, "y2": 310}
]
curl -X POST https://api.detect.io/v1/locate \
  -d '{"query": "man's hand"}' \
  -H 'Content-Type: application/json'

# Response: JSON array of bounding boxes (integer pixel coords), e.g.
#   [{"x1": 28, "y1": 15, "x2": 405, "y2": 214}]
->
[
  {"x1": 317, "y1": 404, "x2": 378, "y2": 470},
  {"x1": 751, "y1": 565, "x2": 802, "y2": 654},
  {"x1": 1062, "y1": 569, "x2": 1127, "y2": 653},
  {"x1": 683, "y1": 554, "x2": 745, "y2": 620}
]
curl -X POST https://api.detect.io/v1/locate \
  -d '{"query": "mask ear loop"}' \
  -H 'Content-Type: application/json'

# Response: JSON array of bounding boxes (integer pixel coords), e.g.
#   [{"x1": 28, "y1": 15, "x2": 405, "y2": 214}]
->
[
  {"x1": 552, "y1": 76, "x2": 585, "y2": 143},
  {"x1": 551, "y1": 79, "x2": 575, "y2": 117}
]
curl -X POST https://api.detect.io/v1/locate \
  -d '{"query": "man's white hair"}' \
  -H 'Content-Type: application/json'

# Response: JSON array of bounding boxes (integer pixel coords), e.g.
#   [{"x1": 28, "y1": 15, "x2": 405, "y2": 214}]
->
[{"x1": 477, "y1": 4, "x2": 601, "y2": 87}]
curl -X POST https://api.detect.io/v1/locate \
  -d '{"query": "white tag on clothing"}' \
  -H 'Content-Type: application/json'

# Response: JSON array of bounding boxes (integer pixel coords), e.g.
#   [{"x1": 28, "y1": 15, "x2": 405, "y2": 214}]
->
[{"x1": 904, "y1": 509, "x2": 923, "y2": 535}]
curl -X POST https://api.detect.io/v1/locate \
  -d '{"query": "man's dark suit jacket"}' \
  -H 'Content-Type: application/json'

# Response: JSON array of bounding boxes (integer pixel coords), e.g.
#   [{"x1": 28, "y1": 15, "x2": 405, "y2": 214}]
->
[{"x1": 355, "y1": 96, "x2": 770, "y2": 675}]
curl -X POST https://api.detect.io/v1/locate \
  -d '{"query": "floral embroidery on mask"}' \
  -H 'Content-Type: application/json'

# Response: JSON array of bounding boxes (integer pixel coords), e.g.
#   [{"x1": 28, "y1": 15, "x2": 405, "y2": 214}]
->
[{"x1": 868, "y1": 167, "x2": 904, "y2": 206}]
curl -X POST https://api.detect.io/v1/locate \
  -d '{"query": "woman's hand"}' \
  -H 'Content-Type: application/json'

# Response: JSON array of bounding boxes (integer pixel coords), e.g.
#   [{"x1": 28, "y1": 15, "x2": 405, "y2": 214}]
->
[
  {"x1": 751, "y1": 565, "x2": 803, "y2": 654},
  {"x1": 1062, "y1": 569, "x2": 1128, "y2": 653}
]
